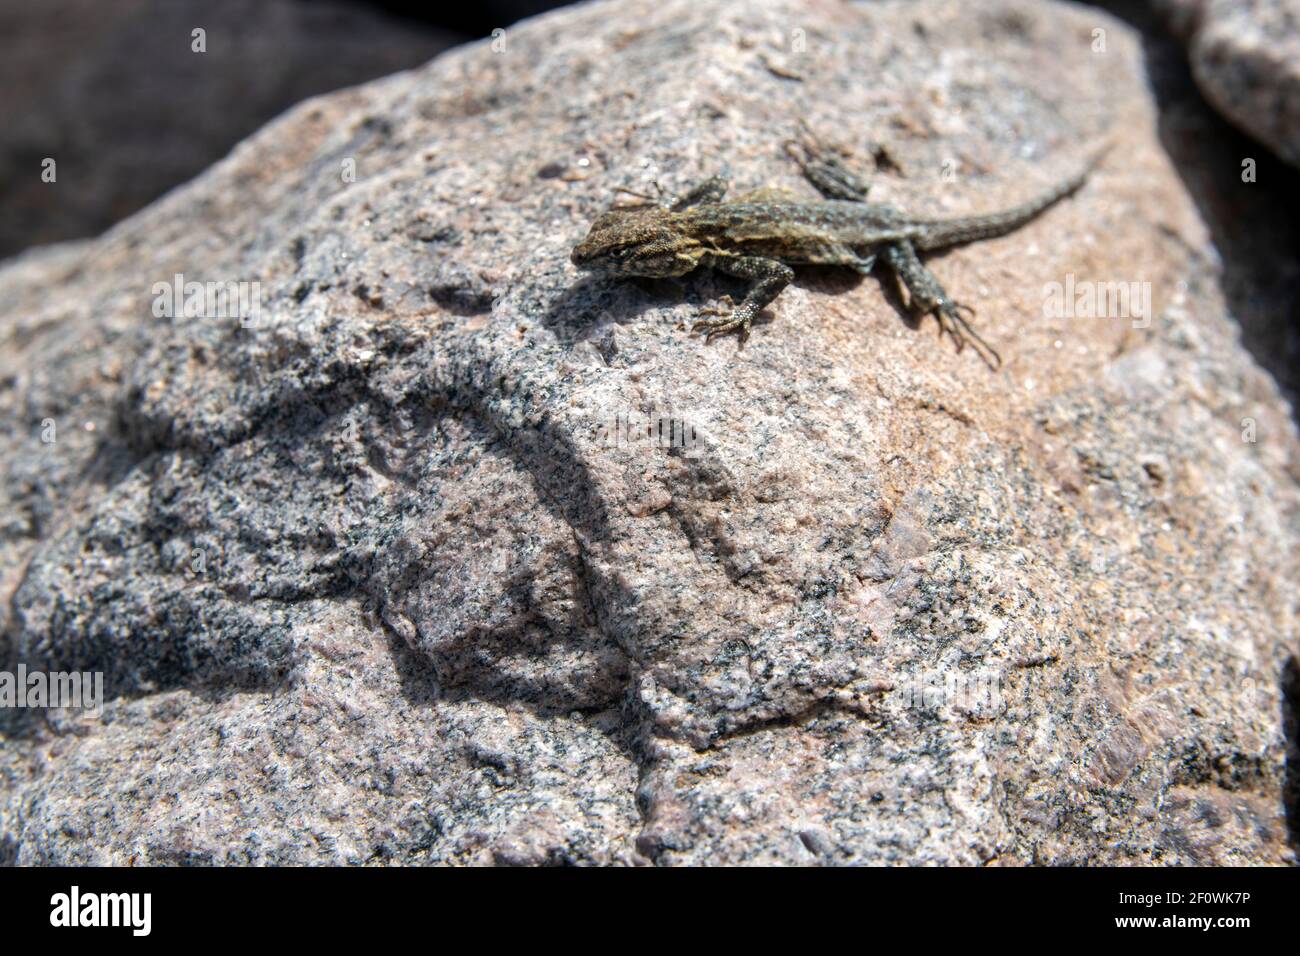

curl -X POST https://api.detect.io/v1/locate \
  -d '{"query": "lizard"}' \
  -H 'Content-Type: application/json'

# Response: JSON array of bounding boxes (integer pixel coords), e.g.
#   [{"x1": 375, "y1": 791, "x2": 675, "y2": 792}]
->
[{"x1": 569, "y1": 130, "x2": 1108, "y2": 368}]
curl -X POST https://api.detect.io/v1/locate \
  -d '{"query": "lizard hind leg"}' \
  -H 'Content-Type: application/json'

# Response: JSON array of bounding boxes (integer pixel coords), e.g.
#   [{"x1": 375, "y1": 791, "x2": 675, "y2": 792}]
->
[{"x1": 881, "y1": 241, "x2": 1002, "y2": 369}]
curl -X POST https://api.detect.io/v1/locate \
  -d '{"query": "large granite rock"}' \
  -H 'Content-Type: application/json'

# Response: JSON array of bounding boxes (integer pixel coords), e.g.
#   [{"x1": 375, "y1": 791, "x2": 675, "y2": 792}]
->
[{"x1": 1, "y1": 0, "x2": 1296, "y2": 865}]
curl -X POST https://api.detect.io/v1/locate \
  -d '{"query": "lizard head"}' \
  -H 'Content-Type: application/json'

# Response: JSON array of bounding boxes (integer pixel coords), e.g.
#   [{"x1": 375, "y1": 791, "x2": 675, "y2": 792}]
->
[{"x1": 570, "y1": 205, "x2": 700, "y2": 278}]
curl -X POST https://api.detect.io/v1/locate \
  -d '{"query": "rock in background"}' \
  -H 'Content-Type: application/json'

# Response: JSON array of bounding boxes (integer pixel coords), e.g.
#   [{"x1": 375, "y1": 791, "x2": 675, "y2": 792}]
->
[
  {"x1": 1153, "y1": 0, "x2": 1300, "y2": 167},
  {"x1": 0, "y1": 0, "x2": 1297, "y2": 865},
  {"x1": 0, "y1": 0, "x2": 462, "y2": 259},
  {"x1": 1103, "y1": 0, "x2": 1300, "y2": 415}
]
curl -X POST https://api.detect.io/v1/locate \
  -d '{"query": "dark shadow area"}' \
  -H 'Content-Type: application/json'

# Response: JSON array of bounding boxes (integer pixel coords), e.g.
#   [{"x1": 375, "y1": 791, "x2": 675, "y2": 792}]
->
[
  {"x1": 1282, "y1": 655, "x2": 1300, "y2": 858},
  {"x1": 0, "y1": 0, "x2": 468, "y2": 258},
  {"x1": 1094, "y1": 0, "x2": 1300, "y2": 411},
  {"x1": 544, "y1": 264, "x2": 936, "y2": 351},
  {"x1": 376, "y1": 601, "x2": 637, "y2": 759},
  {"x1": 0, "y1": 1, "x2": 578, "y2": 259},
  {"x1": 365, "y1": 0, "x2": 568, "y2": 36},
  {"x1": 543, "y1": 270, "x2": 756, "y2": 346}
]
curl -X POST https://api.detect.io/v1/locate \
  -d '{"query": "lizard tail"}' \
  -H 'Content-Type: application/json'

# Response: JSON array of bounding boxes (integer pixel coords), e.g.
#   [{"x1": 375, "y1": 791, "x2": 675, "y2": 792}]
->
[{"x1": 913, "y1": 141, "x2": 1111, "y2": 252}]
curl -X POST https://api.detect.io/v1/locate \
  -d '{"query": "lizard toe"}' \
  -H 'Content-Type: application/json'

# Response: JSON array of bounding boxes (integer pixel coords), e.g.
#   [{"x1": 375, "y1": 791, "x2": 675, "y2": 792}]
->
[
  {"x1": 934, "y1": 301, "x2": 1001, "y2": 370},
  {"x1": 692, "y1": 304, "x2": 751, "y2": 343}
]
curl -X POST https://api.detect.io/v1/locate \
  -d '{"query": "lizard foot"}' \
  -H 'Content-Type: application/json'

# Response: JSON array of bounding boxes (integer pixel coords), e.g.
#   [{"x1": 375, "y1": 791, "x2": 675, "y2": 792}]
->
[
  {"x1": 691, "y1": 295, "x2": 750, "y2": 343},
  {"x1": 934, "y1": 301, "x2": 1002, "y2": 370}
]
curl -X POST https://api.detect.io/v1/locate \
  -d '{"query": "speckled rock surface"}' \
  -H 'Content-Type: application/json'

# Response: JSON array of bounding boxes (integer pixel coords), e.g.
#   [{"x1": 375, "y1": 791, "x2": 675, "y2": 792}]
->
[
  {"x1": 1154, "y1": 0, "x2": 1300, "y2": 166},
  {"x1": 1, "y1": 0, "x2": 1297, "y2": 865}
]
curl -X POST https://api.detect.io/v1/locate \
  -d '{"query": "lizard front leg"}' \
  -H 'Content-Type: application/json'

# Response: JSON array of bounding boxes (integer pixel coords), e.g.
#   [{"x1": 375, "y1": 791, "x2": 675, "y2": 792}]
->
[
  {"x1": 692, "y1": 253, "x2": 794, "y2": 342},
  {"x1": 881, "y1": 241, "x2": 1002, "y2": 369}
]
